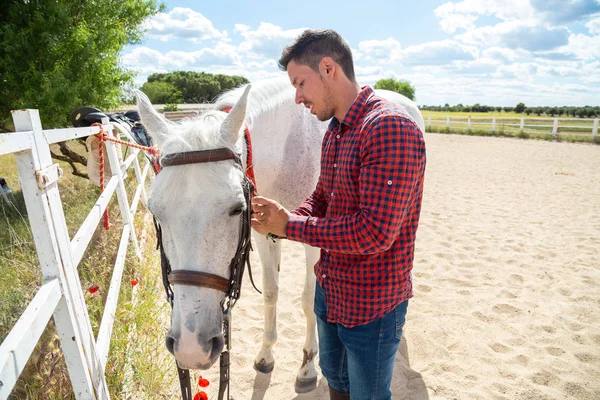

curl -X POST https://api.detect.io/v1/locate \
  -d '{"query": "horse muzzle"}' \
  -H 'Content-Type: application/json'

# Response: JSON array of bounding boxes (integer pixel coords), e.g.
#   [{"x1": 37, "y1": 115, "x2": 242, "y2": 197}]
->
[{"x1": 166, "y1": 331, "x2": 224, "y2": 369}]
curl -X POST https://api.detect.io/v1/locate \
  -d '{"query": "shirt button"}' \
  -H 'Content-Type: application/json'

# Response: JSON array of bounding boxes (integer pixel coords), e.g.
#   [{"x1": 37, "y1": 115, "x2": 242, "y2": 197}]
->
[
  {"x1": 336, "y1": 135, "x2": 340, "y2": 139},
  {"x1": 334, "y1": 163, "x2": 337, "y2": 168},
  {"x1": 330, "y1": 192, "x2": 334, "y2": 197},
  {"x1": 322, "y1": 274, "x2": 326, "y2": 279},
  {"x1": 387, "y1": 180, "x2": 393, "y2": 185}
]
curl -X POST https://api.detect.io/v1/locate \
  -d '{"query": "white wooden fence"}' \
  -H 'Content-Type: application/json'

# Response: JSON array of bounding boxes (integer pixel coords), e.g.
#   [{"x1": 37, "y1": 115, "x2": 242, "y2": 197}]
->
[
  {"x1": 160, "y1": 106, "x2": 599, "y2": 139},
  {"x1": 0, "y1": 109, "x2": 151, "y2": 399},
  {"x1": 425, "y1": 115, "x2": 599, "y2": 138}
]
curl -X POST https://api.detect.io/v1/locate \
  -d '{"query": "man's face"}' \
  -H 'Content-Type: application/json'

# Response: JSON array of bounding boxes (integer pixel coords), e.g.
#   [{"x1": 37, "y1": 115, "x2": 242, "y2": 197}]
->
[{"x1": 287, "y1": 59, "x2": 335, "y2": 121}]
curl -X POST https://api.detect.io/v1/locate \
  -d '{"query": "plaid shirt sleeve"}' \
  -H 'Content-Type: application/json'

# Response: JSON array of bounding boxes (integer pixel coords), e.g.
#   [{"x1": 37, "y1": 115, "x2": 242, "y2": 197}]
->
[{"x1": 286, "y1": 115, "x2": 425, "y2": 254}]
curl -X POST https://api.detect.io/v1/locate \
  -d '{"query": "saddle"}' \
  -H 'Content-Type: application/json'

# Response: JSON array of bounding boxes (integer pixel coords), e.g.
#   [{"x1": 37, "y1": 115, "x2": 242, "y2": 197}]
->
[
  {"x1": 71, "y1": 106, "x2": 157, "y2": 185},
  {"x1": 71, "y1": 106, "x2": 152, "y2": 148}
]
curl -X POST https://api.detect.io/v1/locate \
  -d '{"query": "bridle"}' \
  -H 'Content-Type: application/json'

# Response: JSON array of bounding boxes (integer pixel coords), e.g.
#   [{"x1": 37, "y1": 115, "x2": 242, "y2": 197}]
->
[{"x1": 151, "y1": 131, "x2": 260, "y2": 400}]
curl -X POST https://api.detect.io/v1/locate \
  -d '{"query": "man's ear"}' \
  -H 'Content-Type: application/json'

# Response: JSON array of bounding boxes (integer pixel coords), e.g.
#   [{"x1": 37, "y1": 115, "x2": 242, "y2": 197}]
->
[{"x1": 321, "y1": 57, "x2": 335, "y2": 77}]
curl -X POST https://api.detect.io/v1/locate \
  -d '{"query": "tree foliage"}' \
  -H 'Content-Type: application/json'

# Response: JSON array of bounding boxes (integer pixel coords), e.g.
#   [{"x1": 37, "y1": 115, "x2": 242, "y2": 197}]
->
[
  {"x1": 374, "y1": 78, "x2": 416, "y2": 101},
  {"x1": 140, "y1": 71, "x2": 249, "y2": 104},
  {"x1": 0, "y1": 0, "x2": 163, "y2": 129}
]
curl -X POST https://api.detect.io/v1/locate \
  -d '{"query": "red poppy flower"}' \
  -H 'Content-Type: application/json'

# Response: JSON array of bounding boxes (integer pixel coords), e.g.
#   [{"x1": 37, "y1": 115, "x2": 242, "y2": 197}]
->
[
  {"x1": 193, "y1": 391, "x2": 208, "y2": 400},
  {"x1": 130, "y1": 279, "x2": 139, "y2": 287},
  {"x1": 197, "y1": 376, "x2": 210, "y2": 387},
  {"x1": 88, "y1": 284, "x2": 99, "y2": 294}
]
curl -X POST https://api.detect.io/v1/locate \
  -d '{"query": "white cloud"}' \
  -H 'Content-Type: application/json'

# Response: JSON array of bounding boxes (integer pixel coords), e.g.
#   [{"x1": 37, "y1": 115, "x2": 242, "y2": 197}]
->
[
  {"x1": 530, "y1": 0, "x2": 600, "y2": 24},
  {"x1": 434, "y1": 0, "x2": 537, "y2": 33},
  {"x1": 549, "y1": 32, "x2": 600, "y2": 60},
  {"x1": 482, "y1": 47, "x2": 527, "y2": 62},
  {"x1": 355, "y1": 65, "x2": 384, "y2": 76},
  {"x1": 357, "y1": 38, "x2": 402, "y2": 62},
  {"x1": 122, "y1": 42, "x2": 242, "y2": 70},
  {"x1": 586, "y1": 16, "x2": 600, "y2": 34},
  {"x1": 401, "y1": 40, "x2": 478, "y2": 66},
  {"x1": 357, "y1": 39, "x2": 477, "y2": 67},
  {"x1": 580, "y1": 60, "x2": 600, "y2": 82},
  {"x1": 235, "y1": 22, "x2": 306, "y2": 60},
  {"x1": 456, "y1": 21, "x2": 570, "y2": 51},
  {"x1": 143, "y1": 8, "x2": 226, "y2": 42},
  {"x1": 492, "y1": 62, "x2": 539, "y2": 81}
]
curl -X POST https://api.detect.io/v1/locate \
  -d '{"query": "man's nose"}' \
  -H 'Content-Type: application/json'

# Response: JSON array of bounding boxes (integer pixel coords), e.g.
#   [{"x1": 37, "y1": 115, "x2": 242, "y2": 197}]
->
[{"x1": 295, "y1": 90, "x2": 304, "y2": 105}]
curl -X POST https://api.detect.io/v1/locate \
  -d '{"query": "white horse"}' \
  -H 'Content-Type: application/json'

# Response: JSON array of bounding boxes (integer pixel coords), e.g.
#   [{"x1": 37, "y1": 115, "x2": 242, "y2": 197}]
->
[{"x1": 135, "y1": 77, "x2": 424, "y2": 393}]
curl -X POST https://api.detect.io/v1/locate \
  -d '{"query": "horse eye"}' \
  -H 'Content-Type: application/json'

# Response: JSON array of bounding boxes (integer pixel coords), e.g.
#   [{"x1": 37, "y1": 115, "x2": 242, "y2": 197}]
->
[{"x1": 229, "y1": 206, "x2": 245, "y2": 216}]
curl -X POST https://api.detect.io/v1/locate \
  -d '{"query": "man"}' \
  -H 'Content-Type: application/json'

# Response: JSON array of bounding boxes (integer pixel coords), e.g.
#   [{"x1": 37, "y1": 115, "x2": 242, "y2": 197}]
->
[{"x1": 251, "y1": 29, "x2": 426, "y2": 400}]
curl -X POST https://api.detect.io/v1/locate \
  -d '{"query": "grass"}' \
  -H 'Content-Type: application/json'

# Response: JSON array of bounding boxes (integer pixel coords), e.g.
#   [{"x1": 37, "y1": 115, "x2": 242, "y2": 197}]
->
[
  {"x1": 425, "y1": 125, "x2": 600, "y2": 144},
  {"x1": 422, "y1": 111, "x2": 598, "y2": 144},
  {"x1": 0, "y1": 140, "x2": 174, "y2": 399},
  {"x1": 421, "y1": 110, "x2": 596, "y2": 119}
]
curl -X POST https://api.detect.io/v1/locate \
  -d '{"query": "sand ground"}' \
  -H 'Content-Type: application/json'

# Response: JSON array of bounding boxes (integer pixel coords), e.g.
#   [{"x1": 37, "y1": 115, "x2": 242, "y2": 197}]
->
[{"x1": 167, "y1": 133, "x2": 600, "y2": 400}]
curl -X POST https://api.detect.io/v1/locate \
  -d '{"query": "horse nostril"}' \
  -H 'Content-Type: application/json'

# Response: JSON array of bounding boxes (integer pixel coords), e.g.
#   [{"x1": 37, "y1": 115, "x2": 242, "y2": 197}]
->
[
  {"x1": 209, "y1": 335, "x2": 224, "y2": 360},
  {"x1": 165, "y1": 335, "x2": 175, "y2": 355}
]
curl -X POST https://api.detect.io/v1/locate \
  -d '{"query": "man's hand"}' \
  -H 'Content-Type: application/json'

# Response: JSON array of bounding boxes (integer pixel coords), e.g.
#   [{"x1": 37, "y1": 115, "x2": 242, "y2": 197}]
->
[{"x1": 251, "y1": 196, "x2": 290, "y2": 238}]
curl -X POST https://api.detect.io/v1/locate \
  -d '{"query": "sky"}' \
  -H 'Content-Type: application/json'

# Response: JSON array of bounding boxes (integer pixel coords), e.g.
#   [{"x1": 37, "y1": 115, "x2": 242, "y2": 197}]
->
[{"x1": 121, "y1": 0, "x2": 600, "y2": 107}]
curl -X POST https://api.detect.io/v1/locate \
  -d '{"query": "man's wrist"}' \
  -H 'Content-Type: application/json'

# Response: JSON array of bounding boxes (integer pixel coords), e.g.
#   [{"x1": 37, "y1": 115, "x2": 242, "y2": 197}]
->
[{"x1": 266, "y1": 232, "x2": 286, "y2": 242}]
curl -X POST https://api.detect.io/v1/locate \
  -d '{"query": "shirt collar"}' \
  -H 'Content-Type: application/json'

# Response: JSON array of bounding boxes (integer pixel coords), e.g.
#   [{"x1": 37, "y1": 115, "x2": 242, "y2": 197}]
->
[{"x1": 328, "y1": 85, "x2": 374, "y2": 131}]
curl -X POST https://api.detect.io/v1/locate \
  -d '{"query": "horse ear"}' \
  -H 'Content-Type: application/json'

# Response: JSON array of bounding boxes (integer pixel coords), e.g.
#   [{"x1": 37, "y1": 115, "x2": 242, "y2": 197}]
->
[
  {"x1": 221, "y1": 85, "x2": 251, "y2": 144},
  {"x1": 133, "y1": 89, "x2": 171, "y2": 148}
]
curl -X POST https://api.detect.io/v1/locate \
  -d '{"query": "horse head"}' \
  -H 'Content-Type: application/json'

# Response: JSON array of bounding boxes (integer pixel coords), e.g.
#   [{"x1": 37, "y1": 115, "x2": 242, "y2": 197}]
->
[{"x1": 135, "y1": 85, "x2": 251, "y2": 369}]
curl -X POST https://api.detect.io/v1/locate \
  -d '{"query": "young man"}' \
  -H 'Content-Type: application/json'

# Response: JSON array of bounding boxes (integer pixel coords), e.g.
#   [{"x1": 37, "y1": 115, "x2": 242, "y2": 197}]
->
[{"x1": 251, "y1": 29, "x2": 426, "y2": 400}]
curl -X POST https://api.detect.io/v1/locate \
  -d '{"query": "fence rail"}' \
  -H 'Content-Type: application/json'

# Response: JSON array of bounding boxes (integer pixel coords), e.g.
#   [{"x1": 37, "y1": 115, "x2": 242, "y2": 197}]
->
[
  {"x1": 0, "y1": 109, "x2": 151, "y2": 399},
  {"x1": 424, "y1": 115, "x2": 598, "y2": 138},
  {"x1": 156, "y1": 105, "x2": 599, "y2": 138}
]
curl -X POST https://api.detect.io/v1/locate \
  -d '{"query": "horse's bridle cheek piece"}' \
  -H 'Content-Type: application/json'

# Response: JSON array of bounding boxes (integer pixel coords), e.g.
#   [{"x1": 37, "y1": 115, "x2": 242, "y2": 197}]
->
[{"x1": 152, "y1": 147, "x2": 260, "y2": 400}]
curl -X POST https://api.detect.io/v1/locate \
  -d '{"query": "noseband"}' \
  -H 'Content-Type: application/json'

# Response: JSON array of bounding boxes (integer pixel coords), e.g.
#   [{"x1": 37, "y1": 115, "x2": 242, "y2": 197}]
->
[{"x1": 152, "y1": 145, "x2": 259, "y2": 400}]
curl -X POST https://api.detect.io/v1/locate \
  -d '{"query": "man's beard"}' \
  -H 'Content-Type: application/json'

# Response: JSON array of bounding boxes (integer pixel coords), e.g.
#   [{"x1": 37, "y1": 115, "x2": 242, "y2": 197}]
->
[{"x1": 316, "y1": 83, "x2": 335, "y2": 121}]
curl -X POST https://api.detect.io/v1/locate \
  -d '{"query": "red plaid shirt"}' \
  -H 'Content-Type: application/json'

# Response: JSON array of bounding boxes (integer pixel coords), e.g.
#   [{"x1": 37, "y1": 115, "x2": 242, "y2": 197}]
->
[{"x1": 286, "y1": 86, "x2": 426, "y2": 327}]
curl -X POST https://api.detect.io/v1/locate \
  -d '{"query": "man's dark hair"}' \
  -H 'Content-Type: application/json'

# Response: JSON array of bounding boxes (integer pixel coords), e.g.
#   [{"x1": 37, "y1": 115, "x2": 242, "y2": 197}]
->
[{"x1": 278, "y1": 29, "x2": 356, "y2": 82}]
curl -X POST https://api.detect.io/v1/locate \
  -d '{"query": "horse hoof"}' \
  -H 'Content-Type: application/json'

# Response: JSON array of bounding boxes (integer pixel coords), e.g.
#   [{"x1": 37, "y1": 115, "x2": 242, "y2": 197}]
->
[
  {"x1": 254, "y1": 359, "x2": 274, "y2": 374},
  {"x1": 295, "y1": 376, "x2": 317, "y2": 393}
]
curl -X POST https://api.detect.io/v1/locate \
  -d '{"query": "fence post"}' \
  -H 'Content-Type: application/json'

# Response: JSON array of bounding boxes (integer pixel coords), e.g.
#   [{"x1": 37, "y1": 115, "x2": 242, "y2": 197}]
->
[
  {"x1": 427, "y1": 115, "x2": 431, "y2": 129},
  {"x1": 491, "y1": 117, "x2": 496, "y2": 132},
  {"x1": 11, "y1": 110, "x2": 109, "y2": 399},
  {"x1": 593, "y1": 118, "x2": 598, "y2": 139},
  {"x1": 446, "y1": 116, "x2": 450, "y2": 129},
  {"x1": 520, "y1": 118, "x2": 525, "y2": 133},
  {"x1": 468, "y1": 116, "x2": 471, "y2": 130},
  {"x1": 103, "y1": 119, "x2": 141, "y2": 259},
  {"x1": 552, "y1": 118, "x2": 558, "y2": 137}
]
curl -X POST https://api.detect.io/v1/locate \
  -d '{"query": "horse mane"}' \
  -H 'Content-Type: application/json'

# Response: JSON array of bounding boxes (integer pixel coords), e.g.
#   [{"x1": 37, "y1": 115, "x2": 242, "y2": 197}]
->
[
  {"x1": 159, "y1": 76, "x2": 294, "y2": 155},
  {"x1": 214, "y1": 76, "x2": 294, "y2": 125}
]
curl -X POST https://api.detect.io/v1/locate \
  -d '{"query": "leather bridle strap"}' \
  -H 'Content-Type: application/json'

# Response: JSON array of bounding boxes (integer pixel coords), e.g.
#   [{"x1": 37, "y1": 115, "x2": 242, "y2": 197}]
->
[
  {"x1": 177, "y1": 365, "x2": 193, "y2": 400},
  {"x1": 161, "y1": 148, "x2": 240, "y2": 168},
  {"x1": 154, "y1": 126, "x2": 259, "y2": 400},
  {"x1": 169, "y1": 270, "x2": 230, "y2": 293}
]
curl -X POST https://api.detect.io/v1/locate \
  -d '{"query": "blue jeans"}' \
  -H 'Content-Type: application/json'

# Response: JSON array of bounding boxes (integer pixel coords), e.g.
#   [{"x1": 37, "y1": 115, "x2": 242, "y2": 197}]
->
[{"x1": 315, "y1": 282, "x2": 408, "y2": 400}]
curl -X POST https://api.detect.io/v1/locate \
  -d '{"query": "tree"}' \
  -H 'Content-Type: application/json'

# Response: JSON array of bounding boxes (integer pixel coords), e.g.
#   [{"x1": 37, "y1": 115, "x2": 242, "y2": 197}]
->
[
  {"x1": 140, "y1": 81, "x2": 183, "y2": 104},
  {"x1": 515, "y1": 102, "x2": 526, "y2": 113},
  {"x1": 0, "y1": 0, "x2": 163, "y2": 130},
  {"x1": 374, "y1": 78, "x2": 416, "y2": 101},
  {"x1": 143, "y1": 71, "x2": 249, "y2": 103}
]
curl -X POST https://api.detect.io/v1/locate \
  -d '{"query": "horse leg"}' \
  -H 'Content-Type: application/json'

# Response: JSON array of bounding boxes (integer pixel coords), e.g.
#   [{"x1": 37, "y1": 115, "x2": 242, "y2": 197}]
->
[
  {"x1": 253, "y1": 233, "x2": 281, "y2": 374},
  {"x1": 294, "y1": 244, "x2": 319, "y2": 393}
]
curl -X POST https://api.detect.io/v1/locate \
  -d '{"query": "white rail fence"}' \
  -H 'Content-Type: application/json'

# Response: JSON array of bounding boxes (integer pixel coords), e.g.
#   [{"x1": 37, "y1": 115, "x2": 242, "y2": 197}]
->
[
  {"x1": 159, "y1": 106, "x2": 599, "y2": 139},
  {"x1": 425, "y1": 115, "x2": 598, "y2": 138},
  {"x1": 0, "y1": 109, "x2": 151, "y2": 399}
]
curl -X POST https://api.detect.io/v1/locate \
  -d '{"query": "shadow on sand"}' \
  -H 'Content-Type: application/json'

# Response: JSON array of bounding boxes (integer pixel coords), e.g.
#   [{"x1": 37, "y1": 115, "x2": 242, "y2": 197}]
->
[{"x1": 249, "y1": 335, "x2": 429, "y2": 399}]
